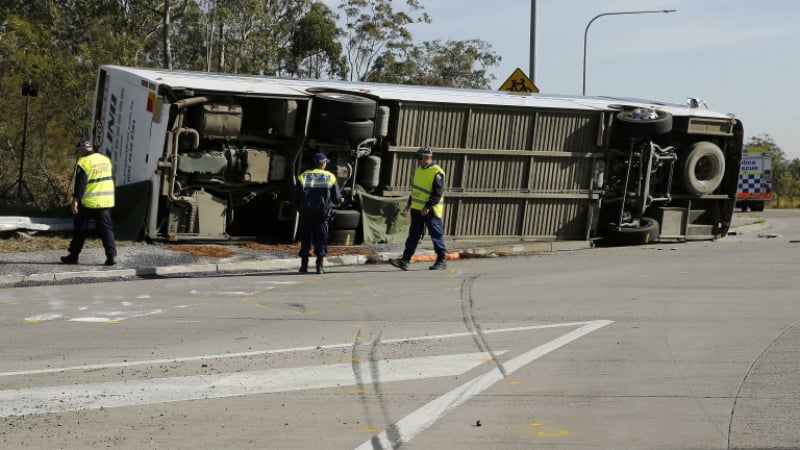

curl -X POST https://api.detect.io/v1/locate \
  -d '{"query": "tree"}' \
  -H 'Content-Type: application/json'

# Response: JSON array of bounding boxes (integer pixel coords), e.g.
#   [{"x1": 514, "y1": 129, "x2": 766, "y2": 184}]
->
[
  {"x1": 288, "y1": 2, "x2": 346, "y2": 79},
  {"x1": 369, "y1": 38, "x2": 500, "y2": 88},
  {"x1": 0, "y1": 15, "x2": 88, "y2": 209},
  {"x1": 0, "y1": 1, "x2": 141, "y2": 210},
  {"x1": 339, "y1": 0, "x2": 430, "y2": 81},
  {"x1": 0, "y1": 0, "x2": 509, "y2": 213}
]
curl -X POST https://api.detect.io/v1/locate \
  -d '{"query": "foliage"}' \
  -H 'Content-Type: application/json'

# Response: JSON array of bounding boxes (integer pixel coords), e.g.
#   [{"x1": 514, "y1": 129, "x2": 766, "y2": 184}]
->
[
  {"x1": 370, "y1": 39, "x2": 500, "y2": 88},
  {"x1": 1, "y1": 0, "x2": 494, "y2": 213},
  {"x1": 289, "y1": 2, "x2": 347, "y2": 78},
  {"x1": 339, "y1": 0, "x2": 430, "y2": 81}
]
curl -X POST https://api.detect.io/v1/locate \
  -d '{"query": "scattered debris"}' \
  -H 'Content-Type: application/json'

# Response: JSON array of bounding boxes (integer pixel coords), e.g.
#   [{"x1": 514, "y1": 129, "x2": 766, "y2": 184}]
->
[{"x1": 168, "y1": 245, "x2": 235, "y2": 258}]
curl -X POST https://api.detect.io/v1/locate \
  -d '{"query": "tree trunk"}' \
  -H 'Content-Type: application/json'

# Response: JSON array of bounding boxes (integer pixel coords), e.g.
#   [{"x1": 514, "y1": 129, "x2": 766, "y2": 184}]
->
[
  {"x1": 163, "y1": 0, "x2": 172, "y2": 69},
  {"x1": 217, "y1": 23, "x2": 224, "y2": 72}
]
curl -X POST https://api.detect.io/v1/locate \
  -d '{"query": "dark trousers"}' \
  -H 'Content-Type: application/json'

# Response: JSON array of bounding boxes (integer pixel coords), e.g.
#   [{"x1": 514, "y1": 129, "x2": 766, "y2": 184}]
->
[
  {"x1": 402, "y1": 209, "x2": 447, "y2": 260},
  {"x1": 298, "y1": 209, "x2": 329, "y2": 258},
  {"x1": 69, "y1": 207, "x2": 117, "y2": 257}
]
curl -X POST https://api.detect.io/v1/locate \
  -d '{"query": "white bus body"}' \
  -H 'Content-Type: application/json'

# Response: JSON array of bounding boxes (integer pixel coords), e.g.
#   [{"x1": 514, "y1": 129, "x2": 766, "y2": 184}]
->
[{"x1": 92, "y1": 65, "x2": 743, "y2": 245}]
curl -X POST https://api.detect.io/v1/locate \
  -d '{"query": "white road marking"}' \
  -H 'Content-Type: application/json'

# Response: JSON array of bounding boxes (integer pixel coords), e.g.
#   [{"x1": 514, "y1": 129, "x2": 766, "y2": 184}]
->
[
  {"x1": 0, "y1": 352, "x2": 502, "y2": 418},
  {"x1": 354, "y1": 320, "x2": 613, "y2": 450},
  {"x1": 23, "y1": 313, "x2": 63, "y2": 322},
  {"x1": 0, "y1": 321, "x2": 594, "y2": 378}
]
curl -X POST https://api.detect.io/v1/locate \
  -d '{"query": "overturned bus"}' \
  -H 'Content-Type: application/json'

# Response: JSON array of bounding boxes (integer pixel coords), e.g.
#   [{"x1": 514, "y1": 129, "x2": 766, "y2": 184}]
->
[{"x1": 92, "y1": 65, "x2": 743, "y2": 245}]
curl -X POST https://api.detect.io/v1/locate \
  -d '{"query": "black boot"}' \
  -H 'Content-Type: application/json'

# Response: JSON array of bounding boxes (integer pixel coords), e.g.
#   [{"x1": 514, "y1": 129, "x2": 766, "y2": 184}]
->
[
  {"x1": 429, "y1": 256, "x2": 447, "y2": 270},
  {"x1": 316, "y1": 256, "x2": 324, "y2": 274},
  {"x1": 389, "y1": 258, "x2": 409, "y2": 270},
  {"x1": 299, "y1": 256, "x2": 309, "y2": 273},
  {"x1": 60, "y1": 253, "x2": 79, "y2": 264}
]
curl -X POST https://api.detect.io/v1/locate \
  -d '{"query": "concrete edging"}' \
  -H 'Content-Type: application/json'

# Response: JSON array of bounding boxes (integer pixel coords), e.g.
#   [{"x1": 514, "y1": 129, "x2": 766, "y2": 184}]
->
[{"x1": 0, "y1": 226, "x2": 763, "y2": 287}]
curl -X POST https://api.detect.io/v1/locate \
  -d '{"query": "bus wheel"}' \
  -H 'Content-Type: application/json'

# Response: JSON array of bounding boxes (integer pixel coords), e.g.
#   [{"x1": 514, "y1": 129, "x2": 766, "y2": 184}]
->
[
  {"x1": 616, "y1": 108, "x2": 672, "y2": 136},
  {"x1": 680, "y1": 141, "x2": 726, "y2": 195},
  {"x1": 313, "y1": 92, "x2": 377, "y2": 120},
  {"x1": 313, "y1": 116, "x2": 375, "y2": 141},
  {"x1": 602, "y1": 217, "x2": 660, "y2": 246},
  {"x1": 329, "y1": 228, "x2": 358, "y2": 245},
  {"x1": 331, "y1": 209, "x2": 361, "y2": 229}
]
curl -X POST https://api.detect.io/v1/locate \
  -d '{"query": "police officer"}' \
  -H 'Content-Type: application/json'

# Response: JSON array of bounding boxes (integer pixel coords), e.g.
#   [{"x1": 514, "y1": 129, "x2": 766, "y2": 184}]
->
[
  {"x1": 296, "y1": 152, "x2": 342, "y2": 274},
  {"x1": 61, "y1": 140, "x2": 117, "y2": 266},
  {"x1": 389, "y1": 146, "x2": 449, "y2": 270}
]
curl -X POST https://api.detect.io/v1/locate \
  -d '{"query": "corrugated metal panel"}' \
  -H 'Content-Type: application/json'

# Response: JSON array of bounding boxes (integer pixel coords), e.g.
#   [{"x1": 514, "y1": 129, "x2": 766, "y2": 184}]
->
[
  {"x1": 450, "y1": 198, "x2": 522, "y2": 236},
  {"x1": 463, "y1": 155, "x2": 529, "y2": 191},
  {"x1": 534, "y1": 111, "x2": 600, "y2": 152},
  {"x1": 386, "y1": 152, "x2": 461, "y2": 190},
  {"x1": 386, "y1": 152, "x2": 417, "y2": 190},
  {"x1": 522, "y1": 198, "x2": 589, "y2": 238},
  {"x1": 386, "y1": 103, "x2": 600, "y2": 240},
  {"x1": 528, "y1": 156, "x2": 595, "y2": 192},
  {"x1": 467, "y1": 107, "x2": 533, "y2": 150},
  {"x1": 388, "y1": 152, "x2": 595, "y2": 194},
  {"x1": 449, "y1": 197, "x2": 590, "y2": 239},
  {"x1": 395, "y1": 104, "x2": 466, "y2": 148}
]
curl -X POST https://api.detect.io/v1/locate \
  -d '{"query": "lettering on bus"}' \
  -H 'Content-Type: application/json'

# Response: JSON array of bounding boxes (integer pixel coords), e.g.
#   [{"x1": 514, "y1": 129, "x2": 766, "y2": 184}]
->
[{"x1": 105, "y1": 93, "x2": 117, "y2": 147}]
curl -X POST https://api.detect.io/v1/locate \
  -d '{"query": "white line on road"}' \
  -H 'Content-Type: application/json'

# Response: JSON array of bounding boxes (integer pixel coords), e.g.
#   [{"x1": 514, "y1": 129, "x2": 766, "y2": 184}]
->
[
  {"x1": 0, "y1": 321, "x2": 593, "y2": 378},
  {"x1": 0, "y1": 352, "x2": 504, "y2": 418},
  {"x1": 354, "y1": 319, "x2": 613, "y2": 450}
]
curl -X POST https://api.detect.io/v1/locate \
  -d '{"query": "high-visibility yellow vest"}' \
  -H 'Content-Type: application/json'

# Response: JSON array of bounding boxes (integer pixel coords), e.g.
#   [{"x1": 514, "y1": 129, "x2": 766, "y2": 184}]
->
[
  {"x1": 297, "y1": 168, "x2": 337, "y2": 190},
  {"x1": 77, "y1": 152, "x2": 115, "y2": 208},
  {"x1": 411, "y1": 164, "x2": 445, "y2": 218},
  {"x1": 297, "y1": 168, "x2": 337, "y2": 211}
]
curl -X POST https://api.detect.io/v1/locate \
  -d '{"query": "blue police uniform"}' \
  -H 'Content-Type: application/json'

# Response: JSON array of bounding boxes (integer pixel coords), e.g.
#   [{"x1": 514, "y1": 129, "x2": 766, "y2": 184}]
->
[{"x1": 295, "y1": 153, "x2": 342, "y2": 273}]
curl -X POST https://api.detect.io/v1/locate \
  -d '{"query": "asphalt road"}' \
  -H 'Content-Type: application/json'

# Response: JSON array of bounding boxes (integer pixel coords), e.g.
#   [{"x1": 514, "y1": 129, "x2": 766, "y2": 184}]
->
[{"x1": 0, "y1": 210, "x2": 797, "y2": 449}]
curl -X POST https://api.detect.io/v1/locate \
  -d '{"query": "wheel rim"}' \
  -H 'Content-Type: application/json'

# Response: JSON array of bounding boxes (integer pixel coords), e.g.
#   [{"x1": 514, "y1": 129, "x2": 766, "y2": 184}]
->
[{"x1": 695, "y1": 155, "x2": 720, "y2": 181}]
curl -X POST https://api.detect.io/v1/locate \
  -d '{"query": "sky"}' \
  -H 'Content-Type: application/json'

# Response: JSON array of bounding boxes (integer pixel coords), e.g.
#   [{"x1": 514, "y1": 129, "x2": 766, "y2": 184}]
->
[{"x1": 326, "y1": 0, "x2": 800, "y2": 160}]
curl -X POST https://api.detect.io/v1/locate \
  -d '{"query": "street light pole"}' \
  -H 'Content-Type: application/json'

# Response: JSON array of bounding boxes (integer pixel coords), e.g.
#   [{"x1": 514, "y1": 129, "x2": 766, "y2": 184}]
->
[
  {"x1": 529, "y1": 0, "x2": 537, "y2": 85},
  {"x1": 582, "y1": 9, "x2": 676, "y2": 96}
]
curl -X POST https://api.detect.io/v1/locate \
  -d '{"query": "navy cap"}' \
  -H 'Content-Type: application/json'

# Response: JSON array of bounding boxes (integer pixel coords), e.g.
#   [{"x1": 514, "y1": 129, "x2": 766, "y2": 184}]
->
[
  {"x1": 313, "y1": 152, "x2": 329, "y2": 162},
  {"x1": 416, "y1": 146, "x2": 433, "y2": 158},
  {"x1": 76, "y1": 140, "x2": 92, "y2": 150}
]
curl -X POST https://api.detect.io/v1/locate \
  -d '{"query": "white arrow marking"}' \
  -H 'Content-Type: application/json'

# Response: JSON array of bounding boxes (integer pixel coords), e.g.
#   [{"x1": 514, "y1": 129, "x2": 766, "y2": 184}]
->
[
  {"x1": 355, "y1": 319, "x2": 613, "y2": 450},
  {"x1": 0, "y1": 352, "x2": 503, "y2": 418}
]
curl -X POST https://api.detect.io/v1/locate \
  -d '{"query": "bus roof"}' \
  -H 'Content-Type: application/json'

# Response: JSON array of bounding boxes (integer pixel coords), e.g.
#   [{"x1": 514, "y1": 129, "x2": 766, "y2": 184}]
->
[{"x1": 101, "y1": 65, "x2": 733, "y2": 119}]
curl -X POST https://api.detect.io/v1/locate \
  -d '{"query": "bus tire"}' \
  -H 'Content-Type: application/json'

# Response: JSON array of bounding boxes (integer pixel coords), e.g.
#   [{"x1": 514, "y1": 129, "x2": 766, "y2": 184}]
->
[
  {"x1": 313, "y1": 116, "x2": 374, "y2": 141},
  {"x1": 313, "y1": 92, "x2": 377, "y2": 120},
  {"x1": 331, "y1": 209, "x2": 361, "y2": 229},
  {"x1": 603, "y1": 217, "x2": 660, "y2": 246},
  {"x1": 616, "y1": 109, "x2": 672, "y2": 136},
  {"x1": 328, "y1": 228, "x2": 357, "y2": 245},
  {"x1": 750, "y1": 201, "x2": 764, "y2": 212},
  {"x1": 680, "y1": 141, "x2": 726, "y2": 195}
]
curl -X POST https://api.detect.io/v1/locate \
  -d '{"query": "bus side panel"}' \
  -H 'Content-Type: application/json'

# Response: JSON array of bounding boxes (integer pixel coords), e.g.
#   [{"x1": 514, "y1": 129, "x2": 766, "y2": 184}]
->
[{"x1": 385, "y1": 102, "x2": 601, "y2": 239}]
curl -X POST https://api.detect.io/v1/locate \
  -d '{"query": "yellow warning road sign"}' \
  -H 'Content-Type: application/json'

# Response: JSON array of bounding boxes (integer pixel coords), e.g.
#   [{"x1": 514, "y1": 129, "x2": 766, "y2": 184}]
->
[{"x1": 498, "y1": 68, "x2": 539, "y2": 93}]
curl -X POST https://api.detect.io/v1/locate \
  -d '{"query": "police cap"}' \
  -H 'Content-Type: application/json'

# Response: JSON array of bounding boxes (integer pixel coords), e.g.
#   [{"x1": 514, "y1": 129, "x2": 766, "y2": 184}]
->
[{"x1": 416, "y1": 146, "x2": 433, "y2": 158}]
